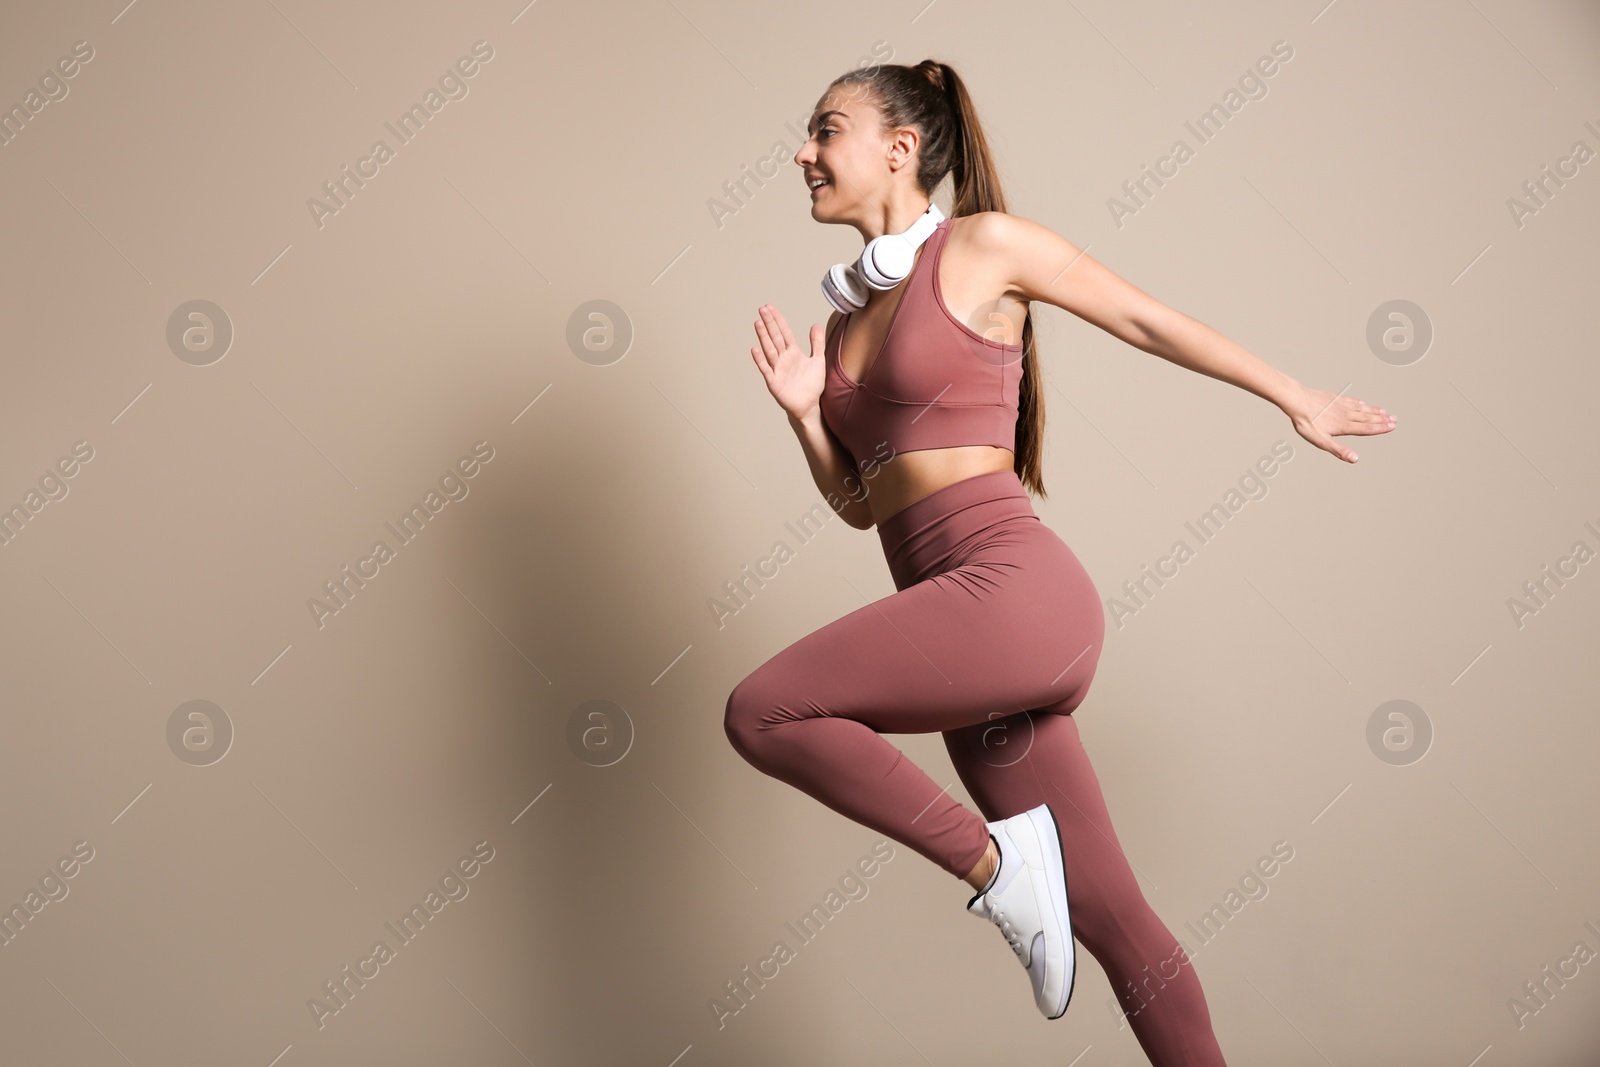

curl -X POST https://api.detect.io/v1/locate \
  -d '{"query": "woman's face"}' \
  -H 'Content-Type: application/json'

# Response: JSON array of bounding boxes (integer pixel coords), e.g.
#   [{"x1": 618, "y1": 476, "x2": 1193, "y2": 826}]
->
[{"x1": 796, "y1": 86, "x2": 890, "y2": 222}]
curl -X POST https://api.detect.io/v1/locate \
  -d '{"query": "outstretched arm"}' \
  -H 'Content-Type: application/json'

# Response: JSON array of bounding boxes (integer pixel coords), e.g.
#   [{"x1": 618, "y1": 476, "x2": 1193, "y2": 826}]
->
[{"x1": 973, "y1": 212, "x2": 1397, "y2": 463}]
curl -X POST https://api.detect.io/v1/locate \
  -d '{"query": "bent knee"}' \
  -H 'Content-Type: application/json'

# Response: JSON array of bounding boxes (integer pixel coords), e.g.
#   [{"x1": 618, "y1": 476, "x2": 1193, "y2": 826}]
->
[
  {"x1": 723, "y1": 675, "x2": 790, "y2": 758},
  {"x1": 723, "y1": 677, "x2": 770, "y2": 760}
]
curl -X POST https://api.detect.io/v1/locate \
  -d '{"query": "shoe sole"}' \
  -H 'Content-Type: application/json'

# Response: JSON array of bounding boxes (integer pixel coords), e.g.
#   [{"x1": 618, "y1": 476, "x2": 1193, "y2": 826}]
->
[{"x1": 1029, "y1": 804, "x2": 1076, "y2": 1019}]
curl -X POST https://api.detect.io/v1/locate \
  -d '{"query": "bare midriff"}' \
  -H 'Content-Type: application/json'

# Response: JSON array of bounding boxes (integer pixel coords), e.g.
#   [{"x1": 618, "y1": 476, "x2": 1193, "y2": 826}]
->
[{"x1": 862, "y1": 444, "x2": 1016, "y2": 527}]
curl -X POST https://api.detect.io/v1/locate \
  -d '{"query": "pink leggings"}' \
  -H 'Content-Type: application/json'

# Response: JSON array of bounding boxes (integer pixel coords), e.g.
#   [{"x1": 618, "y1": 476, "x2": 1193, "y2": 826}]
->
[{"x1": 724, "y1": 469, "x2": 1226, "y2": 1065}]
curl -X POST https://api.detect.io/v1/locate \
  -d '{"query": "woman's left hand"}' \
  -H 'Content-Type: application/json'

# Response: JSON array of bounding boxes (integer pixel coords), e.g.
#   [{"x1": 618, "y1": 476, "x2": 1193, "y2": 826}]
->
[{"x1": 1281, "y1": 384, "x2": 1397, "y2": 463}]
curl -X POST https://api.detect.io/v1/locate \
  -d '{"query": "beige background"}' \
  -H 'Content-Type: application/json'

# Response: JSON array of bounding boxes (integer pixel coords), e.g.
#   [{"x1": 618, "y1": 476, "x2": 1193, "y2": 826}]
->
[{"x1": 1, "y1": 0, "x2": 1597, "y2": 1064}]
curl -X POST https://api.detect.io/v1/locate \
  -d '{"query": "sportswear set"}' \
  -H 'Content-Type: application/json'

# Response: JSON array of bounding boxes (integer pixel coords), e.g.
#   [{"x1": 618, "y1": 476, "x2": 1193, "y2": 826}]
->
[{"x1": 725, "y1": 215, "x2": 1226, "y2": 1062}]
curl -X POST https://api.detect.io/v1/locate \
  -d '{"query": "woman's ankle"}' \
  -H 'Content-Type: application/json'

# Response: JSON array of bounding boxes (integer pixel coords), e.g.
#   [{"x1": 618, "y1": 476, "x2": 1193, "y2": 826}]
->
[{"x1": 964, "y1": 834, "x2": 1000, "y2": 892}]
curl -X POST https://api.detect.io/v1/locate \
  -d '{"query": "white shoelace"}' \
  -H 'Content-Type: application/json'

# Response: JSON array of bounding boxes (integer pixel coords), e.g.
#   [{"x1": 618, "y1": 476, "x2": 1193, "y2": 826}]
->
[{"x1": 987, "y1": 904, "x2": 1026, "y2": 960}]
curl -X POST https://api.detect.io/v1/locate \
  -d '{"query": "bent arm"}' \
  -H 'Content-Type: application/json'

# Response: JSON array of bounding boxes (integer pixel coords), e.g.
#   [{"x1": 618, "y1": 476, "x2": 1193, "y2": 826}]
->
[
  {"x1": 982, "y1": 212, "x2": 1304, "y2": 411},
  {"x1": 785, "y1": 310, "x2": 873, "y2": 529},
  {"x1": 789, "y1": 407, "x2": 875, "y2": 530}
]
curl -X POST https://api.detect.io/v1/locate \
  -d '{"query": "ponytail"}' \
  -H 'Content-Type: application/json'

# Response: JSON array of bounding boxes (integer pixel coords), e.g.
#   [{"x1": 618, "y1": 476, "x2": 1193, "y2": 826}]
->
[{"x1": 828, "y1": 60, "x2": 1048, "y2": 499}]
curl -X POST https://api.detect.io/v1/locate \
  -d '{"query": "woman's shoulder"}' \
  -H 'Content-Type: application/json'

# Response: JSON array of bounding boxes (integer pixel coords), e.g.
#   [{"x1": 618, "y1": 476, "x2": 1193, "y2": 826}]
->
[
  {"x1": 948, "y1": 210, "x2": 1033, "y2": 250},
  {"x1": 945, "y1": 211, "x2": 1063, "y2": 283}
]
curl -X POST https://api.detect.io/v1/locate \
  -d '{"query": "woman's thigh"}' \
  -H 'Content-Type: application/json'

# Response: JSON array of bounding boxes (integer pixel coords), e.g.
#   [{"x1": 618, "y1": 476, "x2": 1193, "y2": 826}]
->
[{"x1": 728, "y1": 519, "x2": 1104, "y2": 734}]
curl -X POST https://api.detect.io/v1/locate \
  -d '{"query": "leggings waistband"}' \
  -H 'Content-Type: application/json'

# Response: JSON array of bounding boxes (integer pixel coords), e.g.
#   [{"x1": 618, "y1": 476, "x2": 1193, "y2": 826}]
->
[{"x1": 876, "y1": 468, "x2": 1037, "y2": 589}]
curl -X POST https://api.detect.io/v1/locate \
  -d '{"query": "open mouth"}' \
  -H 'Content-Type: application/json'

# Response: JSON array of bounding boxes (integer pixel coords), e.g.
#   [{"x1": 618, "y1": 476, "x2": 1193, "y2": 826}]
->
[{"x1": 808, "y1": 176, "x2": 830, "y2": 196}]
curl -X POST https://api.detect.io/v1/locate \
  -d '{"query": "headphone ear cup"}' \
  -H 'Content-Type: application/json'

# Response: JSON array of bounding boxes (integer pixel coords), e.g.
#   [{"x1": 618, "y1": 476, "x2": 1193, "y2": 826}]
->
[
  {"x1": 859, "y1": 235, "x2": 912, "y2": 290},
  {"x1": 823, "y1": 262, "x2": 869, "y2": 313},
  {"x1": 821, "y1": 273, "x2": 852, "y2": 315}
]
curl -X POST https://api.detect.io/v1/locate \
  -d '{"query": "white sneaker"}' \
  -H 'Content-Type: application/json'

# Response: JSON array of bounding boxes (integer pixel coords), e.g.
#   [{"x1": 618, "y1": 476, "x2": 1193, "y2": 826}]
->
[{"x1": 965, "y1": 803, "x2": 1076, "y2": 1019}]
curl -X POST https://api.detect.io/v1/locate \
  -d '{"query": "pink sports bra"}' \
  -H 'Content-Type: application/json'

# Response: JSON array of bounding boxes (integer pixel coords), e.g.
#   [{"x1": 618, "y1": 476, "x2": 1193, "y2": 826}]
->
[{"x1": 820, "y1": 216, "x2": 1024, "y2": 467}]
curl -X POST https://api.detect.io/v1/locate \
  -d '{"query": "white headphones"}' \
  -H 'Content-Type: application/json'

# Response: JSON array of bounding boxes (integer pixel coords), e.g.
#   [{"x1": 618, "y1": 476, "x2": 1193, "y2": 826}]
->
[{"x1": 821, "y1": 202, "x2": 946, "y2": 314}]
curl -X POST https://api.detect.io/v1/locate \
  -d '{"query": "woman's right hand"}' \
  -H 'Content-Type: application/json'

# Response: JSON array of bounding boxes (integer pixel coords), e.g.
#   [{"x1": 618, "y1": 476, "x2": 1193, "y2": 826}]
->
[{"x1": 749, "y1": 304, "x2": 826, "y2": 422}]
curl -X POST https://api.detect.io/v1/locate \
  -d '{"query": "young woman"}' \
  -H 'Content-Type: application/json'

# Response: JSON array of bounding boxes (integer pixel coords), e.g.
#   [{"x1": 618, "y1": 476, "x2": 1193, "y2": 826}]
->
[{"x1": 725, "y1": 59, "x2": 1395, "y2": 1065}]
